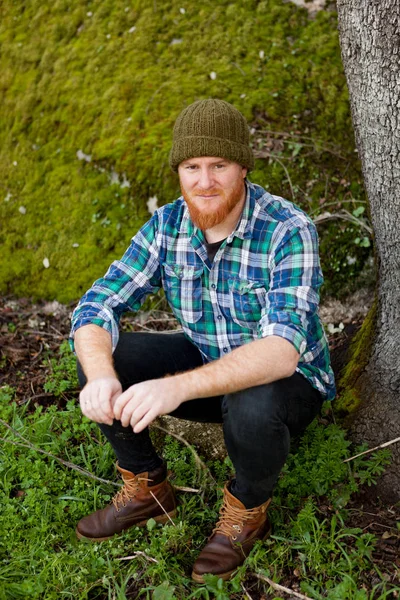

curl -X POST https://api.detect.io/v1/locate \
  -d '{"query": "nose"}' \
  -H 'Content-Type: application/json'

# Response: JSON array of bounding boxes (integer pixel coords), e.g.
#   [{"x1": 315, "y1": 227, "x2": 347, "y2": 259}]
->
[{"x1": 197, "y1": 167, "x2": 215, "y2": 190}]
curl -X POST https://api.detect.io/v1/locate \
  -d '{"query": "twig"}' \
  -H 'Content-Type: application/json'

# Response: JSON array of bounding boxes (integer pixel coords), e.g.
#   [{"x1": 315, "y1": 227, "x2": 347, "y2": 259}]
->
[
  {"x1": 241, "y1": 583, "x2": 253, "y2": 600},
  {"x1": 30, "y1": 343, "x2": 44, "y2": 363},
  {"x1": 0, "y1": 418, "x2": 121, "y2": 487},
  {"x1": 254, "y1": 129, "x2": 347, "y2": 159},
  {"x1": 343, "y1": 437, "x2": 400, "y2": 463},
  {"x1": 269, "y1": 154, "x2": 295, "y2": 200},
  {"x1": 231, "y1": 61, "x2": 246, "y2": 76},
  {"x1": 313, "y1": 210, "x2": 372, "y2": 234},
  {"x1": 117, "y1": 551, "x2": 159, "y2": 563},
  {"x1": 23, "y1": 329, "x2": 63, "y2": 337},
  {"x1": 153, "y1": 424, "x2": 216, "y2": 485},
  {"x1": 362, "y1": 522, "x2": 398, "y2": 532},
  {"x1": 22, "y1": 392, "x2": 54, "y2": 402},
  {"x1": 49, "y1": 325, "x2": 64, "y2": 337},
  {"x1": 149, "y1": 490, "x2": 176, "y2": 526},
  {"x1": 131, "y1": 322, "x2": 159, "y2": 332},
  {"x1": 173, "y1": 485, "x2": 200, "y2": 493},
  {"x1": 255, "y1": 573, "x2": 313, "y2": 600}
]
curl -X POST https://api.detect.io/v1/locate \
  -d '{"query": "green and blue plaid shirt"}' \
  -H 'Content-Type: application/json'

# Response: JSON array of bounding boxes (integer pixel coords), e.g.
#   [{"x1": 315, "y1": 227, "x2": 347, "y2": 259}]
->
[{"x1": 70, "y1": 181, "x2": 335, "y2": 400}]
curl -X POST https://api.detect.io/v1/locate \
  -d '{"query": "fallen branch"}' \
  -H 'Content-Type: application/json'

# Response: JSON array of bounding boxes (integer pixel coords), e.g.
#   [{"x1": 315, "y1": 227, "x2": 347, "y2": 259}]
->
[
  {"x1": 255, "y1": 573, "x2": 313, "y2": 600},
  {"x1": 343, "y1": 437, "x2": 400, "y2": 463},
  {"x1": 0, "y1": 418, "x2": 121, "y2": 487},
  {"x1": 152, "y1": 424, "x2": 216, "y2": 485}
]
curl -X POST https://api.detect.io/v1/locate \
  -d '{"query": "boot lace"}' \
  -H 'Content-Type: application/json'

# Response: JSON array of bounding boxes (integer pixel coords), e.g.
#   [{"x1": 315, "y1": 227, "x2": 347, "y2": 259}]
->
[
  {"x1": 112, "y1": 476, "x2": 151, "y2": 511},
  {"x1": 212, "y1": 497, "x2": 263, "y2": 541}
]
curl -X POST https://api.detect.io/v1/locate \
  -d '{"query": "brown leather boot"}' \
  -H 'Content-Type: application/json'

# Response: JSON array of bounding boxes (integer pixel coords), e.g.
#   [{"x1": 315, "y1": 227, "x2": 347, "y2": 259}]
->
[
  {"x1": 76, "y1": 463, "x2": 177, "y2": 541},
  {"x1": 191, "y1": 484, "x2": 271, "y2": 582}
]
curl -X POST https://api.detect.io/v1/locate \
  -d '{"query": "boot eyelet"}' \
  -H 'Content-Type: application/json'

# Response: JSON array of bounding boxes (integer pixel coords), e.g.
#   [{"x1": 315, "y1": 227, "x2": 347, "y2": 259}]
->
[{"x1": 232, "y1": 535, "x2": 237, "y2": 541}]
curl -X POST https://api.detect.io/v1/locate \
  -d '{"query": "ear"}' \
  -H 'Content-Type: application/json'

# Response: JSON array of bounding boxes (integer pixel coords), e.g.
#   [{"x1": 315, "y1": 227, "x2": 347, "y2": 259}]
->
[{"x1": 241, "y1": 166, "x2": 248, "y2": 178}]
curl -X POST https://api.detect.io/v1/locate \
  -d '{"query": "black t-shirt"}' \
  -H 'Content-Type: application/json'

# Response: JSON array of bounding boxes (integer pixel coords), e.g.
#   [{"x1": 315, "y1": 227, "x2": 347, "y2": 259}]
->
[{"x1": 205, "y1": 238, "x2": 226, "y2": 262}]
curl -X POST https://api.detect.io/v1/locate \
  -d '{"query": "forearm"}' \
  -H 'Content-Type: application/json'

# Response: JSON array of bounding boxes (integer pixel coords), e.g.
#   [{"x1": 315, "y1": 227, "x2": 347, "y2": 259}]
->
[
  {"x1": 174, "y1": 336, "x2": 299, "y2": 401},
  {"x1": 74, "y1": 324, "x2": 117, "y2": 382}
]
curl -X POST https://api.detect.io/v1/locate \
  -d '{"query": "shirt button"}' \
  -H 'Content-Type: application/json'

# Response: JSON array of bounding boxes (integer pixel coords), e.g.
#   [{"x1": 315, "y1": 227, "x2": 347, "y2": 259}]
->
[
  {"x1": 223, "y1": 347, "x2": 228, "y2": 353},
  {"x1": 211, "y1": 284, "x2": 216, "y2": 289},
  {"x1": 217, "y1": 315, "x2": 222, "y2": 320}
]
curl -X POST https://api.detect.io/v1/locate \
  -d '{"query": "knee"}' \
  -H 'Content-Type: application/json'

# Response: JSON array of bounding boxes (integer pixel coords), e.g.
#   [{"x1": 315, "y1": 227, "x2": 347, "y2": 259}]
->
[
  {"x1": 77, "y1": 360, "x2": 86, "y2": 390},
  {"x1": 223, "y1": 382, "x2": 287, "y2": 432}
]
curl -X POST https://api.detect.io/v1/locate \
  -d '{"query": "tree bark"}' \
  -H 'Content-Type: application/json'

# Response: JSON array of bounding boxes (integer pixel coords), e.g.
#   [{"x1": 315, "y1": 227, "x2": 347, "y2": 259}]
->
[{"x1": 336, "y1": 0, "x2": 400, "y2": 501}]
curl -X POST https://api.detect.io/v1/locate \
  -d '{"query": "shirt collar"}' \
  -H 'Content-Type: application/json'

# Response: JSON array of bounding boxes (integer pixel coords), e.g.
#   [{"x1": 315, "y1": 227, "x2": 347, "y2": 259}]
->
[{"x1": 179, "y1": 180, "x2": 255, "y2": 241}]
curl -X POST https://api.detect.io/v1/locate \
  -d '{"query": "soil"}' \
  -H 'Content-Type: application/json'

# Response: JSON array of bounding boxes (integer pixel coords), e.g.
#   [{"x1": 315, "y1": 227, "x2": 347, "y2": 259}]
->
[{"x1": 1, "y1": 293, "x2": 399, "y2": 596}]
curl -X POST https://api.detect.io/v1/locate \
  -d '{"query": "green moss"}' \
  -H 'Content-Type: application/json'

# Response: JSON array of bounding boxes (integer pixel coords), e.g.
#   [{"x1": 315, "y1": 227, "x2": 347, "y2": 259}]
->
[
  {"x1": 0, "y1": 0, "x2": 366, "y2": 300},
  {"x1": 335, "y1": 300, "x2": 377, "y2": 415}
]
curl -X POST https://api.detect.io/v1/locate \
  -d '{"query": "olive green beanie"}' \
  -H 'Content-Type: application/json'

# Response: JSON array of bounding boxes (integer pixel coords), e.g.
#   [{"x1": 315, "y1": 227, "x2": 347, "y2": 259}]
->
[{"x1": 169, "y1": 99, "x2": 254, "y2": 172}]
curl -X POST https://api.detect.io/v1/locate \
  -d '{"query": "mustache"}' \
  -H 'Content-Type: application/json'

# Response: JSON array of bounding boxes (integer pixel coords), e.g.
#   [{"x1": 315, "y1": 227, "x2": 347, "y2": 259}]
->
[{"x1": 192, "y1": 188, "x2": 223, "y2": 195}]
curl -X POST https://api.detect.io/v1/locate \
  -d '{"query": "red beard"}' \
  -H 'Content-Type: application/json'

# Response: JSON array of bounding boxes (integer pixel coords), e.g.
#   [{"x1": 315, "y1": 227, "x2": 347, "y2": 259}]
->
[{"x1": 181, "y1": 178, "x2": 245, "y2": 230}]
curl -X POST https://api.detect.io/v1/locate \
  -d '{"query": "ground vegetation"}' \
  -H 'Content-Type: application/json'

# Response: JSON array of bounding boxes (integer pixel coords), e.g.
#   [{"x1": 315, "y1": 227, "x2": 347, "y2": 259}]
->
[{"x1": 0, "y1": 297, "x2": 399, "y2": 600}]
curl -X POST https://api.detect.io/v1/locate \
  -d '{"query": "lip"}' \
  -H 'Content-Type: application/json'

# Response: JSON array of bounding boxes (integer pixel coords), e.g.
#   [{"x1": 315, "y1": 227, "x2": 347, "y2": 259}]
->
[{"x1": 196, "y1": 194, "x2": 219, "y2": 199}]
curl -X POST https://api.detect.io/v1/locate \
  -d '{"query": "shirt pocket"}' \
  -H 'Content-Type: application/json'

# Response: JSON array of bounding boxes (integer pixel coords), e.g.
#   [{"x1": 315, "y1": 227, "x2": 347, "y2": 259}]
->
[
  {"x1": 229, "y1": 278, "x2": 267, "y2": 328},
  {"x1": 163, "y1": 264, "x2": 203, "y2": 324}
]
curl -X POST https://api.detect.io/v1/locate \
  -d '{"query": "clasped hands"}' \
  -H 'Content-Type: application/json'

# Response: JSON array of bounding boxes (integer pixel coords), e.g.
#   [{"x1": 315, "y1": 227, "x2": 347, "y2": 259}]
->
[{"x1": 79, "y1": 376, "x2": 184, "y2": 433}]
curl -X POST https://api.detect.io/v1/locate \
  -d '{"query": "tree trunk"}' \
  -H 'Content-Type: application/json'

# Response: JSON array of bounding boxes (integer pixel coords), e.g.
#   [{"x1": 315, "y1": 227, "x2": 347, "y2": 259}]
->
[{"x1": 336, "y1": 0, "x2": 400, "y2": 502}]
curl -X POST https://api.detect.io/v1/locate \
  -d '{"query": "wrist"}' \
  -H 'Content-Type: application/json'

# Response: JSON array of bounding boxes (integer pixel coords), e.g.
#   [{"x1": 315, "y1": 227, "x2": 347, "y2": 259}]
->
[
  {"x1": 173, "y1": 370, "x2": 201, "y2": 402},
  {"x1": 85, "y1": 366, "x2": 118, "y2": 383}
]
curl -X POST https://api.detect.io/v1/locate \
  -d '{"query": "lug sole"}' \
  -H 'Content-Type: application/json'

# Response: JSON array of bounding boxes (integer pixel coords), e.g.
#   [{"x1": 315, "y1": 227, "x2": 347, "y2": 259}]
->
[
  {"x1": 191, "y1": 568, "x2": 237, "y2": 583},
  {"x1": 191, "y1": 523, "x2": 273, "y2": 583},
  {"x1": 75, "y1": 508, "x2": 177, "y2": 542}
]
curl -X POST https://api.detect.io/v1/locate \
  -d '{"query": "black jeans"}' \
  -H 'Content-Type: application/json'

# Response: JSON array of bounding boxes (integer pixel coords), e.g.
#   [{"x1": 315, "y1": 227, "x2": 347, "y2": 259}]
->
[{"x1": 77, "y1": 332, "x2": 323, "y2": 508}]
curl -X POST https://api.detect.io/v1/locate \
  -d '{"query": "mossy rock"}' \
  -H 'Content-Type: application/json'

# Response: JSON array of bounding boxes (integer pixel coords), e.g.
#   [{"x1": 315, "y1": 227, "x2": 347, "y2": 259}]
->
[{"x1": 1, "y1": 0, "x2": 367, "y2": 301}]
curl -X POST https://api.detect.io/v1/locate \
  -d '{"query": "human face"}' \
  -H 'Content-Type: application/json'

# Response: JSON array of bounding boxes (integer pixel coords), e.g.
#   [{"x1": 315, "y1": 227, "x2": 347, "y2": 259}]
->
[{"x1": 178, "y1": 157, "x2": 247, "y2": 231}]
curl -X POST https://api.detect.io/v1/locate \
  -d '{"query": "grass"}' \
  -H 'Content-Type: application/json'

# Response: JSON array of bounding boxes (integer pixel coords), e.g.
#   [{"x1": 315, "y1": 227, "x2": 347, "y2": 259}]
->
[{"x1": 0, "y1": 357, "x2": 398, "y2": 600}]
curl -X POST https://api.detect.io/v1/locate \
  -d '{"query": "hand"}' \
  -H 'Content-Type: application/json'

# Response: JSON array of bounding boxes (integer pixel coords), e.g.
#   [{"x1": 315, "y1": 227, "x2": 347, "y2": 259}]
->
[
  {"x1": 79, "y1": 377, "x2": 122, "y2": 425},
  {"x1": 113, "y1": 377, "x2": 185, "y2": 433}
]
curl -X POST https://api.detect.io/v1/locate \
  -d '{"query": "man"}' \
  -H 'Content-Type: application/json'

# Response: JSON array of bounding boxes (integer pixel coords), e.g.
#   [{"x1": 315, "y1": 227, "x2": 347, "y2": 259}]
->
[{"x1": 70, "y1": 98, "x2": 335, "y2": 582}]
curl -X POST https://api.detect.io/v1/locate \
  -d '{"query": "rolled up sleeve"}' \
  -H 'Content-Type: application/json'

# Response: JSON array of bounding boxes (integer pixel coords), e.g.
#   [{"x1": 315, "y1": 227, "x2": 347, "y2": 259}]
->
[
  {"x1": 69, "y1": 215, "x2": 162, "y2": 352},
  {"x1": 258, "y1": 222, "x2": 323, "y2": 356}
]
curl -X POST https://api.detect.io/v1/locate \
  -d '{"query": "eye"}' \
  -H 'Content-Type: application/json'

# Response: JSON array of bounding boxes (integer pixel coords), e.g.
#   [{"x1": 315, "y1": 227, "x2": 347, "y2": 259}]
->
[{"x1": 214, "y1": 163, "x2": 226, "y2": 169}]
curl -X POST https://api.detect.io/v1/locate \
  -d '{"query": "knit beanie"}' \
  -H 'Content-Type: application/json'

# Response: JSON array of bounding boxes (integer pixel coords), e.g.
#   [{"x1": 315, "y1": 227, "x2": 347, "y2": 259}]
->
[{"x1": 169, "y1": 99, "x2": 254, "y2": 172}]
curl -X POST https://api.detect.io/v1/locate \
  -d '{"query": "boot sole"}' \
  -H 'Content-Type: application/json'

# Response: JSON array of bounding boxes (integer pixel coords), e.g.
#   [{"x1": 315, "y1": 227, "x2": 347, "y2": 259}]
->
[
  {"x1": 191, "y1": 568, "x2": 237, "y2": 583},
  {"x1": 75, "y1": 508, "x2": 177, "y2": 542},
  {"x1": 191, "y1": 523, "x2": 272, "y2": 583}
]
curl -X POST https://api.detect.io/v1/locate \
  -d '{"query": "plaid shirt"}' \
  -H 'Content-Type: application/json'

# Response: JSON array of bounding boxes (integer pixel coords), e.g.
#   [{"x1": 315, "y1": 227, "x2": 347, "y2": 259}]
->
[{"x1": 70, "y1": 181, "x2": 335, "y2": 400}]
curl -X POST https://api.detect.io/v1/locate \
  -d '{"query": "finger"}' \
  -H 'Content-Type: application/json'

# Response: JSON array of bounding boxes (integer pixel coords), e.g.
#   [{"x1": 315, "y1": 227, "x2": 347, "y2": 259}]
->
[
  {"x1": 79, "y1": 389, "x2": 94, "y2": 419},
  {"x1": 110, "y1": 386, "x2": 122, "y2": 409},
  {"x1": 133, "y1": 408, "x2": 158, "y2": 434},
  {"x1": 81, "y1": 386, "x2": 110, "y2": 425},
  {"x1": 120, "y1": 397, "x2": 140, "y2": 428},
  {"x1": 128, "y1": 401, "x2": 152, "y2": 432},
  {"x1": 113, "y1": 388, "x2": 134, "y2": 420},
  {"x1": 98, "y1": 386, "x2": 114, "y2": 424}
]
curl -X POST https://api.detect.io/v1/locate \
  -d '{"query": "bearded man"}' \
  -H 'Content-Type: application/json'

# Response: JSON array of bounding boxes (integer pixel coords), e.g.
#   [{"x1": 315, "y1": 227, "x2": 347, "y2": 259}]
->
[{"x1": 70, "y1": 99, "x2": 335, "y2": 582}]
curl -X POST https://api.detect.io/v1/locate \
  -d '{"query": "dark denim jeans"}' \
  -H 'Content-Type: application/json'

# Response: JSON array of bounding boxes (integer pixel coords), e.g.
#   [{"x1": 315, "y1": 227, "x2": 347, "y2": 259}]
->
[{"x1": 77, "y1": 332, "x2": 323, "y2": 508}]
